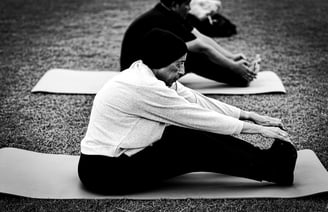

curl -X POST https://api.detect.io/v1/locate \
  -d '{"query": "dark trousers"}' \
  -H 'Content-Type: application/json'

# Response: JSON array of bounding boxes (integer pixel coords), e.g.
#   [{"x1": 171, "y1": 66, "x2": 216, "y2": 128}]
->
[
  {"x1": 78, "y1": 125, "x2": 269, "y2": 194},
  {"x1": 185, "y1": 52, "x2": 249, "y2": 87}
]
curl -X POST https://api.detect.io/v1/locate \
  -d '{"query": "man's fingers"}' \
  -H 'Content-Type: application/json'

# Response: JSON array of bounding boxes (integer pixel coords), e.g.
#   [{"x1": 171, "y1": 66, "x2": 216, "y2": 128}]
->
[
  {"x1": 237, "y1": 61, "x2": 258, "y2": 81},
  {"x1": 241, "y1": 59, "x2": 250, "y2": 67},
  {"x1": 234, "y1": 53, "x2": 247, "y2": 61},
  {"x1": 279, "y1": 130, "x2": 289, "y2": 137},
  {"x1": 277, "y1": 128, "x2": 291, "y2": 143},
  {"x1": 272, "y1": 118, "x2": 286, "y2": 130},
  {"x1": 246, "y1": 69, "x2": 257, "y2": 80},
  {"x1": 277, "y1": 121, "x2": 287, "y2": 130},
  {"x1": 279, "y1": 136, "x2": 292, "y2": 143}
]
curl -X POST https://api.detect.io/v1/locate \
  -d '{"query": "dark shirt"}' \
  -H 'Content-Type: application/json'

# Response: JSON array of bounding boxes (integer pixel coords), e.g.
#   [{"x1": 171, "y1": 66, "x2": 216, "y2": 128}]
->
[{"x1": 120, "y1": 3, "x2": 196, "y2": 71}]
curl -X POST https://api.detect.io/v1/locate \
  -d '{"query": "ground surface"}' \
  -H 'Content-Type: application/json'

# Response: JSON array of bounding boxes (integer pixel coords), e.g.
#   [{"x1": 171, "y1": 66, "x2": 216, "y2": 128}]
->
[{"x1": 0, "y1": 0, "x2": 328, "y2": 211}]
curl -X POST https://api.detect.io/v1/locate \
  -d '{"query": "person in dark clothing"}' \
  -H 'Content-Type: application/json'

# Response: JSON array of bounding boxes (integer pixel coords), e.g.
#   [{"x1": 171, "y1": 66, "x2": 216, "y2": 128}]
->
[{"x1": 120, "y1": 0, "x2": 256, "y2": 86}]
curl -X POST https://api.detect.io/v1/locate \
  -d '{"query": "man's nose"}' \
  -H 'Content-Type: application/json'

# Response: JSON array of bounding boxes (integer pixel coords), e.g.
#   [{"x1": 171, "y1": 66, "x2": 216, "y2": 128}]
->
[
  {"x1": 178, "y1": 66, "x2": 185, "y2": 76},
  {"x1": 185, "y1": 4, "x2": 191, "y2": 12}
]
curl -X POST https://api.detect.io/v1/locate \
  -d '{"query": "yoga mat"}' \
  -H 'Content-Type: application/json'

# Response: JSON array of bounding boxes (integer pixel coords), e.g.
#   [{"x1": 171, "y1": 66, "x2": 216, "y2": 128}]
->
[
  {"x1": 32, "y1": 69, "x2": 118, "y2": 95},
  {"x1": 31, "y1": 69, "x2": 286, "y2": 95},
  {"x1": 179, "y1": 71, "x2": 286, "y2": 94},
  {"x1": 0, "y1": 148, "x2": 327, "y2": 199}
]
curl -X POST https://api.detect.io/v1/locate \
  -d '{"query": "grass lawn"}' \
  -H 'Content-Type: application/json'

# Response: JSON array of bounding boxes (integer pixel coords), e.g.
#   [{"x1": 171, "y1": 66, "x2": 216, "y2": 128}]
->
[{"x1": 0, "y1": 0, "x2": 328, "y2": 211}]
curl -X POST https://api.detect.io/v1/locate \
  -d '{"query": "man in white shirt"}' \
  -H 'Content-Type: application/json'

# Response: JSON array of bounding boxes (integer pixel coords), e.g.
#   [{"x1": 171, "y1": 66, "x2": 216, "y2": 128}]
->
[{"x1": 78, "y1": 29, "x2": 297, "y2": 194}]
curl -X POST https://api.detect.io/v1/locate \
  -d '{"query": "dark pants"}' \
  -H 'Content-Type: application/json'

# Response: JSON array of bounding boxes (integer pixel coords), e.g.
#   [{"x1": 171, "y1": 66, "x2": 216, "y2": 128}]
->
[
  {"x1": 185, "y1": 52, "x2": 249, "y2": 87},
  {"x1": 78, "y1": 126, "x2": 273, "y2": 194}
]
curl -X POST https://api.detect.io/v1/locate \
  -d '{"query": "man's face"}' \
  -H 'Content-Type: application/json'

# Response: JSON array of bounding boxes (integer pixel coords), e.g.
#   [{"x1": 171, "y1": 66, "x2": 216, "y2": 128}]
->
[
  {"x1": 154, "y1": 54, "x2": 187, "y2": 87},
  {"x1": 171, "y1": 1, "x2": 191, "y2": 19}
]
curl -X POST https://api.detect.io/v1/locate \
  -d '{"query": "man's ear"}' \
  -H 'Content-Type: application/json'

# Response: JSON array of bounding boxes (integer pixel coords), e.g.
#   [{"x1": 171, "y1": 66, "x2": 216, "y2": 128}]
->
[{"x1": 169, "y1": 1, "x2": 179, "y2": 10}]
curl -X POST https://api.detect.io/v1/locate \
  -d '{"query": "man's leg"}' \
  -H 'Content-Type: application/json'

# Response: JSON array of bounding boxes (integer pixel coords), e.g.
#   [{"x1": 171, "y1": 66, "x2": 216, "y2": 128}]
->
[
  {"x1": 185, "y1": 52, "x2": 250, "y2": 86},
  {"x1": 128, "y1": 126, "x2": 297, "y2": 187},
  {"x1": 78, "y1": 126, "x2": 297, "y2": 194},
  {"x1": 78, "y1": 126, "x2": 265, "y2": 194},
  {"x1": 137, "y1": 125, "x2": 266, "y2": 181}
]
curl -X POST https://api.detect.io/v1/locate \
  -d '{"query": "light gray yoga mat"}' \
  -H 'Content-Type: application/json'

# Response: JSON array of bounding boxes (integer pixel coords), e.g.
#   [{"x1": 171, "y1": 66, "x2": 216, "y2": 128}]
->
[
  {"x1": 0, "y1": 148, "x2": 327, "y2": 199},
  {"x1": 31, "y1": 69, "x2": 286, "y2": 95}
]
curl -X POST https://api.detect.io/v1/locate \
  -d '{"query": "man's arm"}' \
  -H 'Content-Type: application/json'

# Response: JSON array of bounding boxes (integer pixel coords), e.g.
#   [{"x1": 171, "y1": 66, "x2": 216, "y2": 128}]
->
[
  {"x1": 185, "y1": 32, "x2": 256, "y2": 82},
  {"x1": 241, "y1": 122, "x2": 291, "y2": 143},
  {"x1": 240, "y1": 110, "x2": 285, "y2": 129},
  {"x1": 186, "y1": 36, "x2": 234, "y2": 69},
  {"x1": 176, "y1": 82, "x2": 286, "y2": 132},
  {"x1": 191, "y1": 28, "x2": 237, "y2": 59},
  {"x1": 133, "y1": 82, "x2": 244, "y2": 135},
  {"x1": 139, "y1": 84, "x2": 291, "y2": 142},
  {"x1": 175, "y1": 81, "x2": 241, "y2": 118},
  {"x1": 133, "y1": 80, "x2": 291, "y2": 142}
]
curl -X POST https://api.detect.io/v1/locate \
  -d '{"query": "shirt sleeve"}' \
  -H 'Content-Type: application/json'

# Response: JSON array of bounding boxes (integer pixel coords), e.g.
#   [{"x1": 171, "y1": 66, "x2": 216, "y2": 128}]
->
[
  {"x1": 132, "y1": 81, "x2": 244, "y2": 135},
  {"x1": 174, "y1": 82, "x2": 241, "y2": 119}
]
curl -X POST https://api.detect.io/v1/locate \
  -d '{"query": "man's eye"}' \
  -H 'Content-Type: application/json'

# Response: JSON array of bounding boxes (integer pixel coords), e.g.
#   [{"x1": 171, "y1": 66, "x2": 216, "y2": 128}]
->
[{"x1": 176, "y1": 62, "x2": 184, "y2": 68}]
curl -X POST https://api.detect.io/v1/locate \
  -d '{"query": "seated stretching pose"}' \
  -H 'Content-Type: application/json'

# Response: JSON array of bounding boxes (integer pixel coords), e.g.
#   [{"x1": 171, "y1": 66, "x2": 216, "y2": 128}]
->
[
  {"x1": 120, "y1": 0, "x2": 257, "y2": 87},
  {"x1": 78, "y1": 29, "x2": 297, "y2": 194}
]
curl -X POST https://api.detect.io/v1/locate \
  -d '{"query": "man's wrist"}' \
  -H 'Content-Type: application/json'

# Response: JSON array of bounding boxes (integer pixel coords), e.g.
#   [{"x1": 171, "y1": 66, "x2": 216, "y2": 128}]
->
[
  {"x1": 241, "y1": 122, "x2": 263, "y2": 134},
  {"x1": 248, "y1": 111, "x2": 256, "y2": 121},
  {"x1": 230, "y1": 61, "x2": 239, "y2": 71},
  {"x1": 240, "y1": 110, "x2": 251, "y2": 120}
]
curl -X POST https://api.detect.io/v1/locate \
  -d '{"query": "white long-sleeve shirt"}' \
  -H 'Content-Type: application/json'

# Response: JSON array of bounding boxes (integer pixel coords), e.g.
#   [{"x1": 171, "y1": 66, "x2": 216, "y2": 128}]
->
[{"x1": 81, "y1": 60, "x2": 244, "y2": 157}]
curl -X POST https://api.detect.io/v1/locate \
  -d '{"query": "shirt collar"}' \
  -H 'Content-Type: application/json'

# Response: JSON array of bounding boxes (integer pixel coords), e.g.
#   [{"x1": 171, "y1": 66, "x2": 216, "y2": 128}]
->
[
  {"x1": 130, "y1": 60, "x2": 176, "y2": 89},
  {"x1": 130, "y1": 60, "x2": 156, "y2": 78}
]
